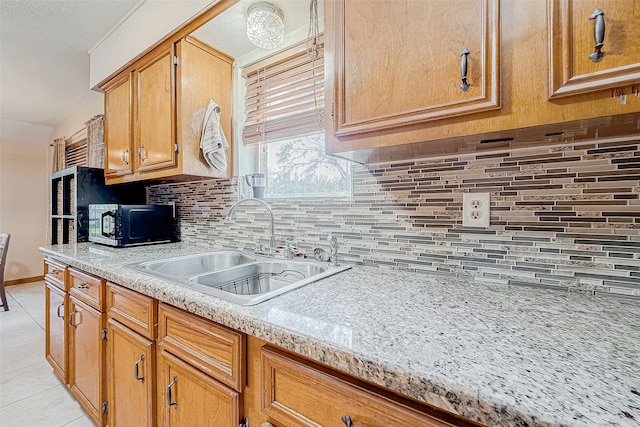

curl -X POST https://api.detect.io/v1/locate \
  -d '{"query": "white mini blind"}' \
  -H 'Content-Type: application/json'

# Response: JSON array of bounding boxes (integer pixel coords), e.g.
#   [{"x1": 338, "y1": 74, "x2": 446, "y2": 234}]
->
[
  {"x1": 242, "y1": 37, "x2": 324, "y2": 145},
  {"x1": 65, "y1": 139, "x2": 88, "y2": 168}
]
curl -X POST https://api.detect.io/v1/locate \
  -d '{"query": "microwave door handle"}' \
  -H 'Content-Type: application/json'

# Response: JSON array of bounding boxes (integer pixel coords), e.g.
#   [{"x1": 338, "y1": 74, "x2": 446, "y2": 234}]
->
[{"x1": 101, "y1": 211, "x2": 115, "y2": 238}]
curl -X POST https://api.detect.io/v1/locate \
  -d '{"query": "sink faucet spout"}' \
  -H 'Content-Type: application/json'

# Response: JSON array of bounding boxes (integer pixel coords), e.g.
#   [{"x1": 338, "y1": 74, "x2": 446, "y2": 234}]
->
[{"x1": 226, "y1": 198, "x2": 276, "y2": 255}]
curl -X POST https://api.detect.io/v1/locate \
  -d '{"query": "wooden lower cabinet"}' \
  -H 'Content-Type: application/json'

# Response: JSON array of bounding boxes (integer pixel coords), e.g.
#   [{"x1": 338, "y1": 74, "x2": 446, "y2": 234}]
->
[
  {"x1": 106, "y1": 319, "x2": 155, "y2": 427},
  {"x1": 48, "y1": 265, "x2": 481, "y2": 427},
  {"x1": 261, "y1": 347, "x2": 452, "y2": 427},
  {"x1": 156, "y1": 303, "x2": 245, "y2": 426},
  {"x1": 157, "y1": 348, "x2": 242, "y2": 426},
  {"x1": 157, "y1": 303, "x2": 245, "y2": 392},
  {"x1": 45, "y1": 281, "x2": 67, "y2": 382},
  {"x1": 245, "y1": 336, "x2": 481, "y2": 427},
  {"x1": 44, "y1": 258, "x2": 68, "y2": 382},
  {"x1": 68, "y1": 295, "x2": 106, "y2": 426}
]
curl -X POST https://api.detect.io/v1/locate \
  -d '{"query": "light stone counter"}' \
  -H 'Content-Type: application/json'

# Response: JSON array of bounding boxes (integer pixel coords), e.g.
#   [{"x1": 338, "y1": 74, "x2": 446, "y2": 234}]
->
[{"x1": 40, "y1": 242, "x2": 640, "y2": 427}]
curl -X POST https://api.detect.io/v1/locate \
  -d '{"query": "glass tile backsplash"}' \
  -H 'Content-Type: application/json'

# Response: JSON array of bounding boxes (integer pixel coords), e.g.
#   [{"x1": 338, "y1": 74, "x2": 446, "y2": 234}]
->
[{"x1": 149, "y1": 137, "x2": 640, "y2": 299}]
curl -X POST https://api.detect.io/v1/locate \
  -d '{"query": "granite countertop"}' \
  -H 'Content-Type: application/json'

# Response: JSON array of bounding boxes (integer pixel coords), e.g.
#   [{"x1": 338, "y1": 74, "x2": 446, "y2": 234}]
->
[{"x1": 40, "y1": 242, "x2": 640, "y2": 427}]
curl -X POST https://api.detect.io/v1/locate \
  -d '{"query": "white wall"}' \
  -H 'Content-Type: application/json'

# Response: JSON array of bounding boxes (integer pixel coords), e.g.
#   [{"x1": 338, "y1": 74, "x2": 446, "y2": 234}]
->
[
  {"x1": 0, "y1": 120, "x2": 53, "y2": 281},
  {"x1": 50, "y1": 96, "x2": 104, "y2": 142},
  {"x1": 89, "y1": 0, "x2": 214, "y2": 88}
]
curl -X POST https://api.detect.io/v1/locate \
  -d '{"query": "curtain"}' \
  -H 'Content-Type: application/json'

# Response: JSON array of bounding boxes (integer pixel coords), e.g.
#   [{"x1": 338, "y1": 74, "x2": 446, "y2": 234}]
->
[
  {"x1": 85, "y1": 114, "x2": 104, "y2": 168},
  {"x1": 51, "y1": 137, "x2": 66, "y2": 173}
]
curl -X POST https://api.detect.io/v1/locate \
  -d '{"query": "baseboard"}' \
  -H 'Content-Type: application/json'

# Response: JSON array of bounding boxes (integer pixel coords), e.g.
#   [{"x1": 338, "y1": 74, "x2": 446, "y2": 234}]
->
[{"x1": 5, "y1": 275, "x2": 45, "y2": 286}]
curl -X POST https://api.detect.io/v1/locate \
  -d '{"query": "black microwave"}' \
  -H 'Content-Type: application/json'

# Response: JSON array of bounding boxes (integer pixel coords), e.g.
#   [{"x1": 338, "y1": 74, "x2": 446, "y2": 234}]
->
[{"x1": 88, "y1": 204, "x2": 175, "y2": 247}]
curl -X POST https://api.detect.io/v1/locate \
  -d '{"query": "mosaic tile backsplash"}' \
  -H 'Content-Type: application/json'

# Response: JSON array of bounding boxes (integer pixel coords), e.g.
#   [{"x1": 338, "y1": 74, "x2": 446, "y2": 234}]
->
[{"x1": 149, "y1": 137, "x2": 640, "y2": 299}]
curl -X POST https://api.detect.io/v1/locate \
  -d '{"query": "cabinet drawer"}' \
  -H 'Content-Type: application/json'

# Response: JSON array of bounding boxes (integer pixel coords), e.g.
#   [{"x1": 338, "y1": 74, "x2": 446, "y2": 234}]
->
[
  {"x1": 106, "y1": 282, "x2": 157, "y2": 340},
  {"x1": 69, "y1": 267, "x2": 105, "y2": 311},
  {"x1": 158, "y1": 303, "x2": 245, "y2": 392},
  {"x1": 45, "y1": 258, "x2": 67, "y2": 290},
  {"x1": 261, "y1": 347, "x2": 467, "y2": 427}
]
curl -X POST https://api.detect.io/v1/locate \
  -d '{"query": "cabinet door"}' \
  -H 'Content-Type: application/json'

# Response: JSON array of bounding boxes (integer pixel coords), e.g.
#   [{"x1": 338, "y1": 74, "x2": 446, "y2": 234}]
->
[
  {"x1": 45, "y1": 282, "x2": 67, "y2": 382},
  {"x1": 157, "y1": 349, "x2": 241, "y2": 427},
  {"x1": 107, "y1": 319, "x2": 155, "y2": 427},
  {"x1": 327, "y1": 0, "x2": 500, "y2": 138},
  {"x1": 68, "y1": 296, "x2": 105, "y2": 426},
  {"x1": 104, "y1": 73, "x2": 134, "y2": 177},
  {"x1": 176, "y1": 37, "x2": 234, "y2": 179},
  {"x1": 135, "y1": 46, "x2": 177, "y2": 173},
  {"x1": 549, "y1": 0, "x2": 640, "y2": 98}
]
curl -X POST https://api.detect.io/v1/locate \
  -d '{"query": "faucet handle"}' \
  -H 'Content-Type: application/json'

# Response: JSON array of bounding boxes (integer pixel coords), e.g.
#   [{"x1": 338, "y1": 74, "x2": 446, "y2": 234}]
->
[
  {"x1": 252, "y1": 236, "x2": 263, "y2": 252},
  {"x1": 284, "y1": 239, "x2": 297, "y2": 259}
]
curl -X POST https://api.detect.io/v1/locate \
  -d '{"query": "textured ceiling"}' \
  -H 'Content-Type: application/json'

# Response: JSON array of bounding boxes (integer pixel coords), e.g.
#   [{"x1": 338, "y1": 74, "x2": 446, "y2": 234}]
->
[
  {"x1": 0, "y1": 0, "x2": 316, "y2": 131},
  {"x1": 0, "y1": 0, "x2": 139, "y2": 127}
]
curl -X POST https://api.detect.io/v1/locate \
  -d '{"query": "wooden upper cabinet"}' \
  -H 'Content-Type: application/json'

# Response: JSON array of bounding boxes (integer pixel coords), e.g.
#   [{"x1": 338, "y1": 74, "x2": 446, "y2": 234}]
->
[
  {"x1": 135, "y1": 46, "x2": 177, "y2": 173},
  {"x1": 324, "y1": 0, "x2": 639, "y2": 163},
  {"x1": 104, "y1": 73, "x2": 134, "y2": 178},
  {"x1": 101, "y1": 36, "x2": 233, "y2": 185},
  {"x1": 548, "y1": 0, "x2": 640, "y2": 98},
  {"x1": 176, "y1": 37, "x2": 233, "y2": 179},
  {"x1": 327, "y1": 0, "x2": 500, "y2": 138}
]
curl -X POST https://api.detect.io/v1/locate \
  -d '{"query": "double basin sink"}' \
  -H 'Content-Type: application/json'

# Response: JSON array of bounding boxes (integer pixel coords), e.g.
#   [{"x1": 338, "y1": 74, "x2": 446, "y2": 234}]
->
[{"x1": 130, "y1": 250, "x2": 350, "y2": 305}]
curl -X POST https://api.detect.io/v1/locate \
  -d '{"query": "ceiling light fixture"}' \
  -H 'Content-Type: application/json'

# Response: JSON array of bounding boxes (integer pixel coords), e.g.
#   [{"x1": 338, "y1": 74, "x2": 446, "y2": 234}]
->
[{"x1": 246, "y1": 2, "x2": 285, "y2": 50}]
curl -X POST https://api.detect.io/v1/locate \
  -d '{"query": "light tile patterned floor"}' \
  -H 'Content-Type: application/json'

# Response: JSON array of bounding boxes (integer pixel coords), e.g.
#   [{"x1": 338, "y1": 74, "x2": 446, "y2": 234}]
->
[{"x1": 0, "y1": 281, "x2": 95, "y2": 426}]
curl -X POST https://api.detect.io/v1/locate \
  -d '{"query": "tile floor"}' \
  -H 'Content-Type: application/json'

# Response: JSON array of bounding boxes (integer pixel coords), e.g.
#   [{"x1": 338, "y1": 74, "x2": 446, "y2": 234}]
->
[{"x1": 0, "y1": 281, "x2": 95, "y2": 426}]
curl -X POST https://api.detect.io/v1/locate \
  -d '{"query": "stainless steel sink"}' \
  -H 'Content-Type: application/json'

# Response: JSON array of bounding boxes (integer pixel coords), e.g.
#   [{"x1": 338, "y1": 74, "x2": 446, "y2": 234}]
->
[
  {"x1": 135, "y1": 251, "x2": 255, "y2": 279},
  {"x1": 130, "y1": 251, "x2": 350, "y2": 305}
]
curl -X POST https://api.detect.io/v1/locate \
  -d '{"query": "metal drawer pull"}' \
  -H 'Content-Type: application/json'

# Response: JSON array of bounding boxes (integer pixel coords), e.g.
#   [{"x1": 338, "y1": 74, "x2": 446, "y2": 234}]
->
[
  {"x1": 68, "y1": 309, "x2": 78, "y2": 327},
  {"x1": 49, "y1": 268, "x2": 60, "y2": 275},
  {"x1": 134, "y1": 355, "x2": 145, "y2": 383},
  {"x1": 138, "y1": 144, "x2": 146, "y2": 162},
  {"x1": 460, "y1": 48, "x2": 471, "y2": 91},
  {"x1": 167, "y1": 375, "x2": 178, "y2": 408},
  {"x1": 56, "y1": 303, "x2": 64, "y2": 318},
  {"x1": 121, "y1": 149, "x2": 129, "y2": 165},
  {"x1": 341, "y1": 415, "x2": 352, "y2": 427},
  {"x1": 76, "y1": 282, "x2": 90, "y2": 289},
  {"x1": 588, "y1": 8, "x2": 605, "y2": 62}
]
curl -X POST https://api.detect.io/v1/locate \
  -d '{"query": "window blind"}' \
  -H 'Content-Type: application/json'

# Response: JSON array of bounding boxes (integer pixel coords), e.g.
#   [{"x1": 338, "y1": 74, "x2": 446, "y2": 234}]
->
[
  {"x1": 65, "y1": 139, "x2": 88, "y2": 168},
  {"x1": 242, "y1": 36, "x2": 324, "y2": 145}
]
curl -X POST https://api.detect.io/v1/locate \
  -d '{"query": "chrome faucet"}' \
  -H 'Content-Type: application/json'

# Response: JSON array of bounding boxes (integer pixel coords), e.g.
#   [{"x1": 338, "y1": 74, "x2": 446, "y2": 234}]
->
[{"x1": 226, "y1": 198, "x2": 276, "y2": 256}]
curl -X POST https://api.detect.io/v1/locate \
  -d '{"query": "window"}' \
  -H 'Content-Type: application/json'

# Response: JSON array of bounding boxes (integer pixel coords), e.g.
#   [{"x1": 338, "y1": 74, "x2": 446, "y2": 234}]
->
[
  {"x1": 260, "y1": 132, "x2": 351, "y2": 199},
  {"x1": 242, "y1": 35, "x2": 351, "y2": 199}
]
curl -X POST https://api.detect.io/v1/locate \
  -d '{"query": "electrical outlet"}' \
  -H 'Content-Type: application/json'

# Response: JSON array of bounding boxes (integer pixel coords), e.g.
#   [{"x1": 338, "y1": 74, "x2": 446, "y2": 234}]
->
[{"x1": 463, "y1": 192, "x2": 490, "y2": 227}]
